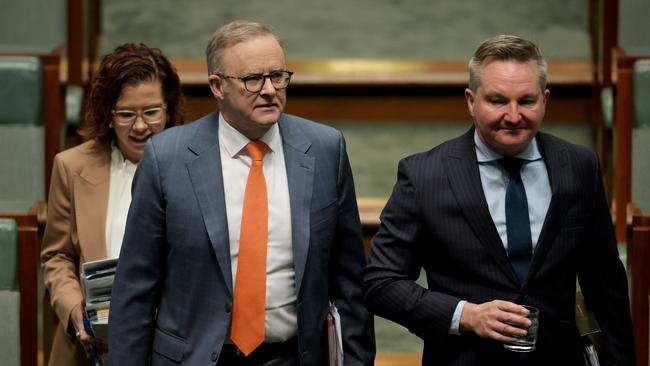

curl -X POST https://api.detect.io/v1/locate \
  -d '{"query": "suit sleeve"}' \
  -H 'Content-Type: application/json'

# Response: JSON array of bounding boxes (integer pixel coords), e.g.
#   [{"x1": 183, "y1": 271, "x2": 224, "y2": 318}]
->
[
  {"x1": 41, "y1": 154, "x2": 84, "y2": 335},
  {"x1": 577, "y1": 156, "x2": 635, "y2": 365},
  {"x1": 329, "y1": 132, "x2": 376, "y2": 366},
  {"x1": 109, "y1": 140, "x2": 167, "y2": 365},
  {"x1": 363, "y1": 157, "x2": 460, "y2": 342}
]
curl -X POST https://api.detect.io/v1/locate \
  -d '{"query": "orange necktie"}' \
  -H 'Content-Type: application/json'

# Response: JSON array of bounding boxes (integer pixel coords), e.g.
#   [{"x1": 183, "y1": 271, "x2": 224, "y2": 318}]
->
[{"x1": 231, "y1": 140, "x2": 269, "y2": 356}]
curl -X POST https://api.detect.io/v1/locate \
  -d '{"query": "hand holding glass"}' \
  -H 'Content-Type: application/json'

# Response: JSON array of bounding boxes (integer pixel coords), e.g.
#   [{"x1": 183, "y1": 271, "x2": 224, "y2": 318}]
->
[{"x1": 503, "y1": 305, "x2": 539, "y2": 352}]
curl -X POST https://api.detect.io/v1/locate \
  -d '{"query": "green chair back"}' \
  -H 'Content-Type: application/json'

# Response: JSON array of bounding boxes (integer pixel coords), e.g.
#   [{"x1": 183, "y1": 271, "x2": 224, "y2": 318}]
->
[
  {"x1": 0, "y1": 56, "x2": 46, "y2": 210},
  {"x1": 632, "y1": 59, "x2": 650, "y2": 208},
  {"x1": 633, "y1": 60, "x2": 650, "y2": 129},
  {"x1": 0, "y1": 218, "x2": 20, "y2": 366}
]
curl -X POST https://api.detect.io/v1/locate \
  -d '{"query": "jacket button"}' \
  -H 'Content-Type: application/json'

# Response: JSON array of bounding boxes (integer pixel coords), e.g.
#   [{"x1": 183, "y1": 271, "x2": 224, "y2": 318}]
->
[
  {"x1": 225, "y1": 302, "x2": 232, "y2": 313},
  {"x1": 211, "y1": 352, "x2": 218, "y2": 362}
]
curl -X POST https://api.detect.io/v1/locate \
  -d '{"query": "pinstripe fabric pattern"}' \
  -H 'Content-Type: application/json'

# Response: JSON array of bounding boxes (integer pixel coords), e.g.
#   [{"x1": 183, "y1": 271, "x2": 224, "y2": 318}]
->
[{"x1": 363, "y1": 127, "x2": 635, "y2": 365}]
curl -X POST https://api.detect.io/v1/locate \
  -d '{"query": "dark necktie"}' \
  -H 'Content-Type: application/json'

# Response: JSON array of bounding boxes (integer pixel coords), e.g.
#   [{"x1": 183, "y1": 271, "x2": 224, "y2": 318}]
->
[{"x1": 498, "y1": 157, "x2": 532, "y2": 282}]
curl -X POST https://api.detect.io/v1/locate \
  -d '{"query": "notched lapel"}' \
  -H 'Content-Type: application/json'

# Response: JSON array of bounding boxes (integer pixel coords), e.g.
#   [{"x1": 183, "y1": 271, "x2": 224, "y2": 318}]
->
[
  {"x1": 75, "y1": 159, "x2": 109, "y2": 261},
  {"x1": 526, "y1": 137, "x2": 570, "y2": 281},
  {"x1": 279, "y1": 118, "x2": 313, "y2": 294},
  {"x1": 445, "y1": 132, "x2": 520, "y2": 285},
  {"x1": 186, "y1": 118, "x2": 233, "y2": 295}
]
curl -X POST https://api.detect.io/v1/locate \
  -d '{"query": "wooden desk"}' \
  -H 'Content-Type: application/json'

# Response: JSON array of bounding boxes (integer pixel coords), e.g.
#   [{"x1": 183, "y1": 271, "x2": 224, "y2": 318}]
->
[
  {"x1": 174, "y1": 58, "x2": 594, "y2": 125},
  {"x1": 358, "y1": 198, "x2": 386, "y2": 256}
]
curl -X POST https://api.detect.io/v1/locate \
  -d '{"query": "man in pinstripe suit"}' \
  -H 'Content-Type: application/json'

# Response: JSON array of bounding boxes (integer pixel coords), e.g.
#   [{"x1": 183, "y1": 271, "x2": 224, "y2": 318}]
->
[{"x1": 363, "y1": 35, "x2": 634, "y2": 365}]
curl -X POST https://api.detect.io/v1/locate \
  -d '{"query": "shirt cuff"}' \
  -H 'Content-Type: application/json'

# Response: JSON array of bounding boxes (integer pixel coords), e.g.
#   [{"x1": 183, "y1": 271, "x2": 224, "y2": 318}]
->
[{"x1": 448, "y1": 300, "x2": 467, "y2": 335}]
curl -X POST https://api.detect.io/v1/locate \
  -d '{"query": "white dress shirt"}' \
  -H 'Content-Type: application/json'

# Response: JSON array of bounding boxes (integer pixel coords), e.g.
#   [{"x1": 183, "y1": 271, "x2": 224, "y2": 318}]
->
[
  {"x1": 105, "y1": 145, "x2": 137, "y2": 259},
  {"x1": 219, "y1": 114, "x2": 297, "y2": 342}
]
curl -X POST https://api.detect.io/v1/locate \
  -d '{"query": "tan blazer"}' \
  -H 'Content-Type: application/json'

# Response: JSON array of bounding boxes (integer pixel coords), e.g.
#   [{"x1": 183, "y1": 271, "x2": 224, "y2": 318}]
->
[{"x1": 41, "y1": 140, "x2": 110, "y2": 366}]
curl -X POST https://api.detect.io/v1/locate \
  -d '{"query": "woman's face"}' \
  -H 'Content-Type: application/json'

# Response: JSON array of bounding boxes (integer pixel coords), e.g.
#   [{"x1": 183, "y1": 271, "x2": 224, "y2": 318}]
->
[{"x1": 112, "y1": 80, "x2": 167, "y2": 163}]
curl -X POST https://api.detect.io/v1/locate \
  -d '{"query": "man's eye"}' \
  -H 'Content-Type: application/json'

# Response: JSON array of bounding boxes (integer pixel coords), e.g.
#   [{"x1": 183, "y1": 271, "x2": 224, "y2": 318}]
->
[
  {"x1": 243, "y1": 75, "x2": 263, "y2": 82},
  {"x1": 489, "y1": 98, "x2": 505, "y2": 104},
  {"x1": 519, "y1": 99, "x2": 535, "y2": 105}
]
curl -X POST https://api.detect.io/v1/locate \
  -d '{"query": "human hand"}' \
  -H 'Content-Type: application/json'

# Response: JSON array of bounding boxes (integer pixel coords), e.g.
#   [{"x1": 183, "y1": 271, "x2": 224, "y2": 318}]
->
[
  {"x1": 459, "y1": 300, "x2": 532, "y2": 343},
  {"x1": 70, "y1": 304, "x2": 108, "y2": 355}
]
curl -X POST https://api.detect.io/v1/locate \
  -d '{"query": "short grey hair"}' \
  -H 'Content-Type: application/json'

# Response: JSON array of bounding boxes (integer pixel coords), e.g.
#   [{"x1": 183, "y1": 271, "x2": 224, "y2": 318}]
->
[
  {"x1": 468, "y1": 35, "x2": 547, "y2": 92},
  {"x1": 205, "y1": 20, "x2": 284, "y2": 75}
]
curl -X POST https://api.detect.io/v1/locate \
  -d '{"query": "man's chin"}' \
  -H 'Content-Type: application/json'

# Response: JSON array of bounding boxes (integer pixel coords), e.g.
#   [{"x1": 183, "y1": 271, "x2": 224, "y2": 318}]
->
[{"x1": 252, "y1": 113, "x2": 281, "y2": 126}]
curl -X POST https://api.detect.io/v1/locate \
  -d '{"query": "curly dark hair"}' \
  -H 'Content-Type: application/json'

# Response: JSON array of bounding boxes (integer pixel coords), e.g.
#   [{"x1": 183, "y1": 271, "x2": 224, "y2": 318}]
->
[{"x1": 79, "y1": 43, "x2": 185, "y2": 145}]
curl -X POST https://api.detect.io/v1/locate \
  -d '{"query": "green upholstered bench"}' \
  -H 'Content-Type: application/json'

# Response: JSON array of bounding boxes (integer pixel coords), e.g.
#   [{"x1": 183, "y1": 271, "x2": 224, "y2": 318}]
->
[
  {"x1": 0, "y1": 213, "x2": 40, "y2": 366},
  {"x1": 632, "y1": 60, "x2": 650, "y2": 212},
  {"x1": 0, "y1": 56, "x2": 46, "y2": 210},
  {"x1": 0, "y1": 219, "x2": 22, "y2": 366}
]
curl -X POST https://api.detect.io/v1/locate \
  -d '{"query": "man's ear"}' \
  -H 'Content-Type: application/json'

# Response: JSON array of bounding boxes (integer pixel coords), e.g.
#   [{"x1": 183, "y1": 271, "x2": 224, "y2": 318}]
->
[
  {"x1": 543, "y1": 89, "x2": 550, "y2": 105},
  {"x1": 465, "y1": 88, "x2": 475, "y2": 117},
  {"x1": 208, "y1": 74, "x2": 225, "y2": 100}
]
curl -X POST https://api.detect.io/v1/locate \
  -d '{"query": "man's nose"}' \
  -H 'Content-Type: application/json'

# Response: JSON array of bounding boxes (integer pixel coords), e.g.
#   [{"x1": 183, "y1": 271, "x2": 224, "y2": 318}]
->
[
  {"x1": 504, "y1": 102, "x2": 522, "y2": 123},
  {"x1": 259, "y1": 77, "x2": 276, "y2": 96}
]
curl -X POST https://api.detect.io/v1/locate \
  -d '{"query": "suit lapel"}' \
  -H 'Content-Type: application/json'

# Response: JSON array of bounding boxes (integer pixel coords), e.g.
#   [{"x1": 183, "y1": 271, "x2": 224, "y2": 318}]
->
[
  {"x1": 445, "y1": 129, "x2": 520, "y2": 284},
  {"x1": 75, "y1": 146, "x2": 109, "y2": 261},
  {"x1": 186, "y1": 114, "x2": 233, "y2": 295},
  {"x1": 526, "y1": 133, "x2": 570, "y2": 281},
  {"x1": 278, "y1": 117, "x2": 314, "y2": 294}
]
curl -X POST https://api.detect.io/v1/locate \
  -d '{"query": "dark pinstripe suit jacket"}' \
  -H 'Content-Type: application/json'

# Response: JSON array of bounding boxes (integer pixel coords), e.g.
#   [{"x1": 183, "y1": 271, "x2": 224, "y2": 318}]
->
[{"x1": 363, "y1": 128, "x2": 634, "y2": 365}]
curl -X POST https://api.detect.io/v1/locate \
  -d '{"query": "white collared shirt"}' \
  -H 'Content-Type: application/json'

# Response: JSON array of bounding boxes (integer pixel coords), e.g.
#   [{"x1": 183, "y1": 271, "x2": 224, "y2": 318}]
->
[
  {"x1": 105, "y1": 144, "x2": 137, "y2": 259},
  {"x1": 219, "y1": 114, "x2": 297, "y2": 342},
  {"x1": 474, "y1": 131, "x2": 552, "y2": 251}
]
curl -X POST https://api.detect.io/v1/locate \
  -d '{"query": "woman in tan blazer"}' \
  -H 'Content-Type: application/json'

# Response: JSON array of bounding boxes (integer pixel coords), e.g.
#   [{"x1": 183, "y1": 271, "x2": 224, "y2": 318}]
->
[{"x1": 41, "y1": 43, "x2": 185, "y2": 365}]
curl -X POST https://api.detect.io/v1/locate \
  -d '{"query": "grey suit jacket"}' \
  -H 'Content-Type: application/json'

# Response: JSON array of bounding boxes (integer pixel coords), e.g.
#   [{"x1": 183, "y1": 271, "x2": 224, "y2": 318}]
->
[
  {"x1": 109, "y1": 112, "x2": 375, "y2": 365},
  {"x1": 363, "y1": 128, "x2": 634, "y2": 365}
]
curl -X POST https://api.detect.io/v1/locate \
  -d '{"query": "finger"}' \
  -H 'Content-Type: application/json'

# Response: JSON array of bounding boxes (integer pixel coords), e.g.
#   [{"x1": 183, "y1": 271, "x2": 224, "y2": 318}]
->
[
  {"x1": 502, "y1": 313, "x2": 532, "y2": 329},
  {"x1": 494, "y1": 300, "x2": 529, "y2": 315},
  {"x1": 500, "y1": 322, "x2": 528, "y2": 338},
  {"x1": 487, "y1": 326, "x2": 518, "y2": 343}
]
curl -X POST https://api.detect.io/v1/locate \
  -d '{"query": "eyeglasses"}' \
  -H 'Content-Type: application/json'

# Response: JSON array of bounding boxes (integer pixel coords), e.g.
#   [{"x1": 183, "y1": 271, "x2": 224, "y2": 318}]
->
[
  {"x1": 217, "y1": 70, "x2": 293, "y2": 93},
  {"x1": 112, "y1": 105, "x2": 166, "y2": 126}
]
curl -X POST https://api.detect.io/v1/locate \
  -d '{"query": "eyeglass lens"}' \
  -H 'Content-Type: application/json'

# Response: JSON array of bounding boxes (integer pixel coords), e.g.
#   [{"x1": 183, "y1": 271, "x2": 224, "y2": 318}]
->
[
  {"x1": 114, "y1": 107, "x2": 165, "y2": 125},
  {"x1": 243, "y1": 71, "x2": 292, "y2": 92}
]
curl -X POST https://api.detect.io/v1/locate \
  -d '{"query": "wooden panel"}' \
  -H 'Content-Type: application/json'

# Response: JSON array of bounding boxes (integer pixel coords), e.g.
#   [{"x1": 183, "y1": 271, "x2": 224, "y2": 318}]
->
[
  {"x1": 40, "y1": 54, "x2": 63, "y2": 198},
  {"x1": 174, "y1": 58, "x2": 593, "y2": 88},
  {"x1": 67, "y1": 0, "x2": 83, "y2": 86},
  {"x1": 183, "y1": 85, "x2": 593, "y2": 124},
  {"x1": 613, "y1": 49, "x2": 650, "y2": 242},
  {"x1": 628, "y1": 210, "x2": 650, "y2": 366},
  {"x1": 375, "y1": 353, "x2": 422, "y2": 366}
]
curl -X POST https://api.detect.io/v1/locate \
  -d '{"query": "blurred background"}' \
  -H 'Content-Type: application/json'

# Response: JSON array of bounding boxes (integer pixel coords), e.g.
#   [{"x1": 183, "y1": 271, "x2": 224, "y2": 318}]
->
[{"x1": 1, "y1": 0, "x2": 649, "y2": 365}]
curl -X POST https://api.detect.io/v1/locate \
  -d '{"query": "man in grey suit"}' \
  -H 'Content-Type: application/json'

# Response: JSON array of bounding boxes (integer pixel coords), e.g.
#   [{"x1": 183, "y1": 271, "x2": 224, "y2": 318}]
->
[
  {"x1": 363, "y1": 35, "x2": 635, "y2": 365},
  {"x1": 109, "y1": 20, "x2": 374, "y2": 365}
]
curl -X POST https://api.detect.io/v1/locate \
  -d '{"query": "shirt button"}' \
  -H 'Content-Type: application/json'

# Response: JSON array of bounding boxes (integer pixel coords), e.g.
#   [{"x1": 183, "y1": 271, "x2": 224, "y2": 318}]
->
[{"x1": 211, "y1": 352, "x2": 218, "y2": 362}]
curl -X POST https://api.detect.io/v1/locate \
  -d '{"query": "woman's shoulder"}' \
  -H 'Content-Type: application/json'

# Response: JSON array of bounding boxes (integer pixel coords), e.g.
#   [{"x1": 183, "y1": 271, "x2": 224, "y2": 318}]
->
[{"x1": 55, "y1": 139, "x2": 110, "y2": 171}]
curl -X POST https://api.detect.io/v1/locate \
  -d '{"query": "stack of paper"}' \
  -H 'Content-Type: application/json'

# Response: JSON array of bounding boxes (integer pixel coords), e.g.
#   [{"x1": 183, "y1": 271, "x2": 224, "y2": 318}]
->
[
  {"x1": 326, "y1": 302, "x2": 344, "y2": 366},
  {"x1": 81, "y1": 258, "x2": 118, "y2": 341}
]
